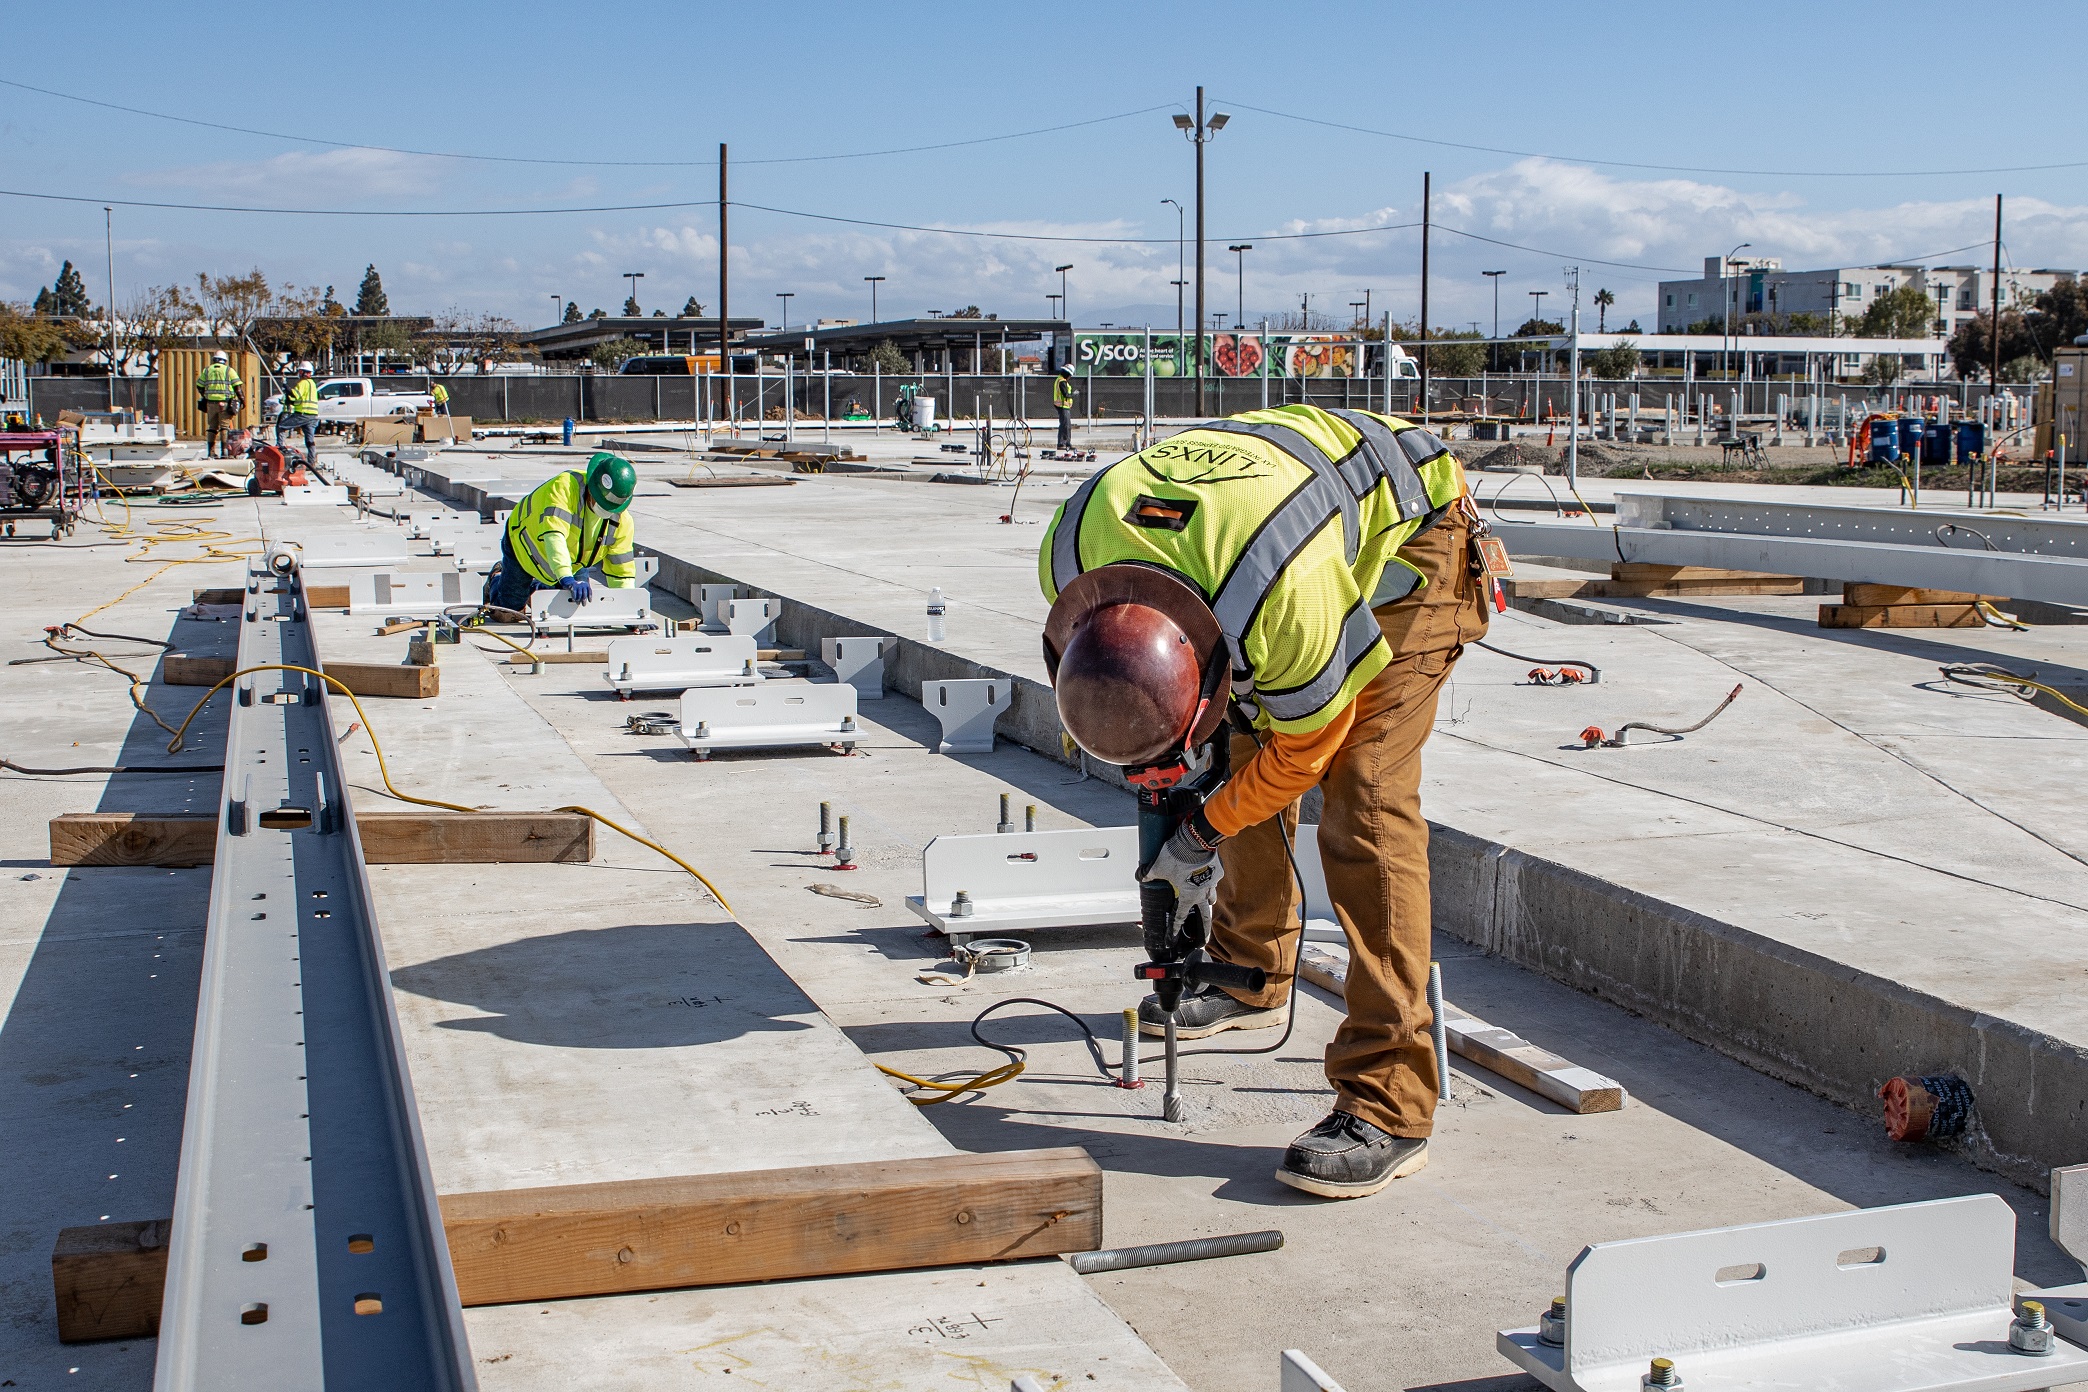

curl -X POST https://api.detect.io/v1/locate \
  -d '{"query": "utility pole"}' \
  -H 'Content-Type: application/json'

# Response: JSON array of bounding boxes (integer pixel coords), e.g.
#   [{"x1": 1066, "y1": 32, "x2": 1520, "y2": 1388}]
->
[
  {"x1": 1163, "y1": 198, "x2": 1185, "y2": 345},
  {"x1": 1991, "y1": 194, "x2": 2004, "y2": 391},
  {"x1": 1566, "y1": 267, "x2": 1582, "y2": 491},
  {"x1": 1173, "y1": 90, "x2": 1228, "y2": 414},
  {"x1": 1419, "y1": 172, "x2": 1431, "y2": 421},
  {"x1": 103, "y1": 206, "x2": 114, "y2": 395},
  {"x1": 1483, "y1": 271, "x2": 1505, "y2": 338},
  {"x1": 717, "y1": 143, "x2": 729, "y2": 362}
]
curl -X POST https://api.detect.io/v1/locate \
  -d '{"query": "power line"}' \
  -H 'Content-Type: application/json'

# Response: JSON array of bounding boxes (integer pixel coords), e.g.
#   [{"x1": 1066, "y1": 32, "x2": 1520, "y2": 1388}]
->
[
  {"x1": 1219, "y1": 99, "x2": 2088, "y2": 178},
  {"x1": 736, "y1": 201, "x2": 1422, "y2": 244},
  {"x1": 0, "y1": 77, "x2": 1170, "y2": 169}
]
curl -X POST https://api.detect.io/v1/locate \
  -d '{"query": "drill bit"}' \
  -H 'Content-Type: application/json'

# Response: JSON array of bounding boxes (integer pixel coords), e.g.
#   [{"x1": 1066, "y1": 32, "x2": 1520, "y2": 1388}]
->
[{"x1": 1163, "y1": 1014, "x2": 1184, "y2": 1122}]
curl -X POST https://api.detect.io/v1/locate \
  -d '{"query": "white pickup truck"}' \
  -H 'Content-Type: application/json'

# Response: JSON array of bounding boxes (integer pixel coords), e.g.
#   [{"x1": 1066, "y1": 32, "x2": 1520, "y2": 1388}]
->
[{"x1": 264, "y1": 377, "x2": 435, "y2": 426}]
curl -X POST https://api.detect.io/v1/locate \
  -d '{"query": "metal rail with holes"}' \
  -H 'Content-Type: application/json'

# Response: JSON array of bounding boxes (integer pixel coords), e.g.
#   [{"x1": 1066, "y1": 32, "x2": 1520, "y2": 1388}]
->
[{"x1": 154, "y1": 559, "x2": 474, "y2": 1391}]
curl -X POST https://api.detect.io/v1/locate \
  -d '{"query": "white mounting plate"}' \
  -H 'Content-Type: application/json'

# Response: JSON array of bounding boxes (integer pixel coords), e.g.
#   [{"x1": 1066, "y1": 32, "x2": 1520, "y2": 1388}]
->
[
  {"x1": 528, "y1": 585, "x2": 656, "y2": 631},
  {"x1": 1497, "y1": 1194, "x2": 2088, "y2": 1392},
  {"x1": 907, "y1": 826, "x2": 1139, "y2": 933},
  {"x1": 678, "y1": 679, "x2": 859, "y2": 757},
  {"x1": 691, "y1": 583, "x2": 739, "y2": 627},
  {"x1": 280, "y1": 483, "x2": 351, "y2": 507},
  {"x1": 925, "y1": 678, "x2": 1007, "y2": 754},
  {"x1": 717, "y1": 596, "x2": 782, "y2": 640},
  {"x1": 432, "y1": 533, "x2": 500, "y2": 569},
  {"x1": 282, "y1": 532, "x2": 411, "y2": 569},
  {"x1": 821, "y1": 636, "x2": 891, "y2": 699},
  {"x1": 603, "y1": 634, "x2": 761, "y2": 694},
  {"x1": 344, "y1": 570, "x2": 473, "y2": 617}
]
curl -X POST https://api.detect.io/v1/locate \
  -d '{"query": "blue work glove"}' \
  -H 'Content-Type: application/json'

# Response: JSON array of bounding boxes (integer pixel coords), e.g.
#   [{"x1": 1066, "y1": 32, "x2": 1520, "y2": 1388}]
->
[
  {"x1": 557, "y1": 574, "x2": 594, "y2": 605},
  {"x1": 1140, "y1": 815, "x2": 1224, "y2": 940}
]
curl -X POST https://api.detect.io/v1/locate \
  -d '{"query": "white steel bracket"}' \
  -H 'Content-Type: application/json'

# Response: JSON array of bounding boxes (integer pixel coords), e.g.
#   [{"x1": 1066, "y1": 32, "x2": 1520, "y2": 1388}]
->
[
  {"x1": 1497, "y1": 1193, "x2": 2088, "y2": 1392},
  {"x1": 345, "y1": 570, "x2": 472, "y2": 618},
  {"x1": 603, "y1": 635, "x2": 761, "y2": 696},
  {"x1": 678, "y1": 679, "x2": 859, "y2": 760},
  {"x1": 528, "y1": 584, "x2": 657, "y2": 633},
  {"x1": 822, "y1": 635, "x2": 892, "y2": 699},
  {"x1": 925, "y1": 677, "x2": 1006, "y2": 754}
]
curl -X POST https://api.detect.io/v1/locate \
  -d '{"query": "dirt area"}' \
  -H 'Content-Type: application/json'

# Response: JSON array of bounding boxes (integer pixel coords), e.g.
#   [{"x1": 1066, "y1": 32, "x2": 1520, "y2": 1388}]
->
[{"x1": 1455, "y1": 439, "x2": 2078, "y2": 497}]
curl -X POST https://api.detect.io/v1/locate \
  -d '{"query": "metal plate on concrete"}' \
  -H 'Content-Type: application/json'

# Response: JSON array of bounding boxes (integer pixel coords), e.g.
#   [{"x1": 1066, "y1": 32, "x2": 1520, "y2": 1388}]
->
[
  {"x1": 719, "y1": 597, "x2": 782, "y2": 640},
  {"x1": 822, "y1": 635, "x2": 891, "y2": 699},
  {"x1": 528, "y1": 585, "x2": 656, "y2": 631},
  {"x1": 603, "y1": 635, "x2": 760, "y2": 695},
  {"x1": 1497, "y1": 1194, "x2": 2088, "y2": 1392},
  {"x1": 280, "y1": 483, "x2": 351, "y2": 507},
  {"x1": 678, "y1": 679, "x2": 858, "y2": 757},
  {"x1": 907, "y1": 826, "x2": 1139, "y2": 933},
  {"x1": 926, "y1": 678, "x2": 1007, "y2": 754},
  {"x1": 282, "y1": 532, "x2": 412, "y2": 570},
  {"x1": 345, "y1": 570, "x2": 472, "y2": 618}
]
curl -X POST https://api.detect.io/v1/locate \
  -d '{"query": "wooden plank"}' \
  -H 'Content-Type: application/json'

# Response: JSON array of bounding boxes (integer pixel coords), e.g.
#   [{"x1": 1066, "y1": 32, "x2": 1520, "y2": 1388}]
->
[
  {"x1": 1819, "y1": 602, "x2": 1984, "y2": 629},
  {"x1": 305, "y1": 584, "x2": 351, "y2": 609},
  {"x1": 1604, "y1": 577, "x2": 1806, "y2": 597},
  {"x1": 160, "y1": 655, "x2": 439, "y2": 697},
  {"x1": 51, "y1": 811, "x2": 592, "y2": 867},
  {"x1": 438, "y1": 1147, "x2": 1102, "y2": 1306},
  {"x1": 52, "y1": 1220, "x2": 168, "y2": 1344},
  {"x1": 355, "y1": 811, "x2": 593, "y2": 864},
  {"x1": 58, "y1": 1149, "x2": 1099, "y2": 1337},
  {"x1": 1844, "y1": 583, "x2": 1991, "y2": 607},
  {"x1": 51, "y1": 813, "x2": 217, "y2": 868},
  {"x1": 1297, "y1": 944, "x2": 1625, "y2": 1115},
  {"x1": 1613, "y1": 563, "x2": 1795, "y2": 583}
]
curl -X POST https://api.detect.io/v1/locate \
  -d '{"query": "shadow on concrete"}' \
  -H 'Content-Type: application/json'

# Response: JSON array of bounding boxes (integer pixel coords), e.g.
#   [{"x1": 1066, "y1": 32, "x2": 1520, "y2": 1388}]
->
[
  {"x1": 797, "y1": 919, "x2": 1130, "y2": 964},
  {"x1": 390, "y1": 920, "x2": 814, "y2": 1050},
  {"x1": 0, "y1": 601, "x2": 231, "y2": 1373}
]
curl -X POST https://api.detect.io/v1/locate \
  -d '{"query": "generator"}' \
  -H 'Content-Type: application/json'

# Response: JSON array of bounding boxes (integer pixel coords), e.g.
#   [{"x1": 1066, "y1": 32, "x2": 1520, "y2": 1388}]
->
[{"x1": 0, "y1": 430, "x2": 85, "y2": 538}]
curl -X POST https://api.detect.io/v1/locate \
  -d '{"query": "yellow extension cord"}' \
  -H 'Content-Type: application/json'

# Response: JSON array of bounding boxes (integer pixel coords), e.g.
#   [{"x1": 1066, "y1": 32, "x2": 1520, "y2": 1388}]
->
[
  {"x1": 164, "y1": 663, "x2": 735, "y2": 914},
  {"x1": 874, "y1": 1059, "x2": 1026, "y2": 1106}
]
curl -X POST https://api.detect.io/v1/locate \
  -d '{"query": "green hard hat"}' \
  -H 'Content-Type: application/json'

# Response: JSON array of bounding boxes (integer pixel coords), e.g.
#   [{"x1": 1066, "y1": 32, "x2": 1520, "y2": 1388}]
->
[{"x1": 584, "y1": 452, "x2": 636, "y2": 513}]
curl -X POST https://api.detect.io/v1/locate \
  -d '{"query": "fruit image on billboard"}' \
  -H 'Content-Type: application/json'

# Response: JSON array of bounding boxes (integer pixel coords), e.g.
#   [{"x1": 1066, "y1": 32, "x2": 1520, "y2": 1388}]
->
[{"x1": 1073, "y1": 331, "x2": 1368, "y2": 378}]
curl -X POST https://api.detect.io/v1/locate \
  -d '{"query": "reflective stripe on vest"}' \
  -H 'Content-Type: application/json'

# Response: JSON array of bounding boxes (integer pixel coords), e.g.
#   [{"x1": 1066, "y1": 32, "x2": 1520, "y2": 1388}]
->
[
  {"x1": 1047, "y1": 466, "x2": 1112, "y2": 597},
  {"x1": 1253, "y1": 596, "x2": 1384, "y2": 722},
  {"x1": 1327, "y1": 410, "x2": 1435, "y2": 521}
]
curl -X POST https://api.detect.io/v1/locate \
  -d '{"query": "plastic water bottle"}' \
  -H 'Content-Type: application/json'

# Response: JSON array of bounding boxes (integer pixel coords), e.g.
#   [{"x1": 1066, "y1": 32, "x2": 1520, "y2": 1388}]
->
[
  {"x1": 926, "y1": 587, "x2": 947, "y2": 643},
  {"x1": 561, "y1": 417, "x2": 575, "y2": 446}
]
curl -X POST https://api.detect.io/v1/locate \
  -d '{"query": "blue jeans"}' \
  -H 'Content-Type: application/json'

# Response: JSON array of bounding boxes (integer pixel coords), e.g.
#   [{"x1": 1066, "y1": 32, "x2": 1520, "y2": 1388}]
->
[
  {"x1": 487, "y1": 531, "x2": 553, "y2": 610},
  {"x1": 275, "y1": 414, "x2": 317, "y2": 460}
]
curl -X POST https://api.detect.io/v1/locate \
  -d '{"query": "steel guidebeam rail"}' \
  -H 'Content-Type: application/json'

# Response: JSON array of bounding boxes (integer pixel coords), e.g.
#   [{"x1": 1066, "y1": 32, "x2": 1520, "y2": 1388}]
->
[
  {"x1": 1496, "y1": 493, "x2": 2088, "y2": 607},
  {"x1": 155, "y1": 556, "x2": 474, "y2": 1391}
]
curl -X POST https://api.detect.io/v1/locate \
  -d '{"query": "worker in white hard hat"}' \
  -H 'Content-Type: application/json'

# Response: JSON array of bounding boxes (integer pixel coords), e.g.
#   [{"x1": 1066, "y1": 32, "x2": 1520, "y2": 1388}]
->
[
  {"x1": 196, "y1": 350, "x2": 243, "y2": 459},
  {"x1": 275, "y1": 361, "x2": 320, "y2": 463},
  {"x1": 1053, "y1": 363, "x2": 1075, "y2": 450}
]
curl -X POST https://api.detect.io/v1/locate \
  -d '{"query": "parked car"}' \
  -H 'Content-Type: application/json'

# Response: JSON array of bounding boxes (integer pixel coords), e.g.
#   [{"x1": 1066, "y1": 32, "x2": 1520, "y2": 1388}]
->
[{"x1": 310, "y1": 377, "x2": 435, "y2": 426}]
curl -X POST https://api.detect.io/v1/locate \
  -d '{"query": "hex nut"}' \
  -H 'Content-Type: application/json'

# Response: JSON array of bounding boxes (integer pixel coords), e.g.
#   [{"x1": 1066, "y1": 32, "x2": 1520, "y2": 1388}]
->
[
  {"x1": 1539, "y1": 1299, "x2": 1566, "y2": 1347},
  {"x1": 2010, "y1": 1321, "x2": 2055, "y2": 1356}
]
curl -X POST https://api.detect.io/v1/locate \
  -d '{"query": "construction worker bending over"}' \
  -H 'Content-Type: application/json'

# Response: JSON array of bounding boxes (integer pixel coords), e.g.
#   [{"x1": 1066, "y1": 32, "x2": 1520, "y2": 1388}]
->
[
  {"x1": 1052, "y1": 364, "x2": 1075, "y2": 449},
  {"x1": 1041, "y1": 404, "x2": 1487, "y2": 1198},
  {"x1": 431, "y1": 381, "x2": 450, "y2": 415},
  {"x1": 197, "y1": 351, "x2": 243, "y2": 458},
  {"x1": 488, "y1": 452, "x2": 639, "y2": 612},
  {"x1": 275, "y1": 361, "x2": 319, "y2": 462}
]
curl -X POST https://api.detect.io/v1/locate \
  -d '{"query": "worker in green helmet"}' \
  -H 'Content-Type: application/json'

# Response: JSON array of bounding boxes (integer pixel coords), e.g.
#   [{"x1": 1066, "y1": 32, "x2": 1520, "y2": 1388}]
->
[{"x1": 488, "y1": 452, "x2": 640, "y2": 610}]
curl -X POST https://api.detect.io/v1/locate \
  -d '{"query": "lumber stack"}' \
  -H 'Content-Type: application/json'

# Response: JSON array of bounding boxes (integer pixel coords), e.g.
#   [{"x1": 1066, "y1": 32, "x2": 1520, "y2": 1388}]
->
[
  {"x1": 1503, "y1": 564, "x2": 1806, "y2": 601},
  {"x1": 1820, "y1": 584, "x2": 1997, "y2": 629}
]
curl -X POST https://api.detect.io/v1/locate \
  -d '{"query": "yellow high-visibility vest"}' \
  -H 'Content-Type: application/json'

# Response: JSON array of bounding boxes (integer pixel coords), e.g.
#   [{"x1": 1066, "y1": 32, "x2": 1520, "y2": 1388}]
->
[
  {"x1": 504, "y1": 470, "x2": 637, "y2": 587},
  {"x1": 282, "y1": 378, "x2": 318, "y2": 417}
]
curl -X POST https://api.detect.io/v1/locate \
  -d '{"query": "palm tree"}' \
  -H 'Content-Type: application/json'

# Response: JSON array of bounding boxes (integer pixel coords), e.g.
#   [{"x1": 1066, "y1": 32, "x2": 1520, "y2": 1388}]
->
[{"x1": 1593, "y1": 288, "x2": 1616, "y2": 333}]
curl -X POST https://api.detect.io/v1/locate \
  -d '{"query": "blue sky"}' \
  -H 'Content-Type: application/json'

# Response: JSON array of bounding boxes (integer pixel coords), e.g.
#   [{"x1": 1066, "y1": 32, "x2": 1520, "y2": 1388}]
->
[{"x1": 4, "y1": 0, "x2": 2084, "y2": 334}]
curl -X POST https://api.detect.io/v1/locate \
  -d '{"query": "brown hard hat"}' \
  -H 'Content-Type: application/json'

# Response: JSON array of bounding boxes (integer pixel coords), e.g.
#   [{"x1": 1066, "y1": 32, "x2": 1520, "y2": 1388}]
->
[{"x1": 1044, "y1": 565, "x2": 1226, "y2": 766}]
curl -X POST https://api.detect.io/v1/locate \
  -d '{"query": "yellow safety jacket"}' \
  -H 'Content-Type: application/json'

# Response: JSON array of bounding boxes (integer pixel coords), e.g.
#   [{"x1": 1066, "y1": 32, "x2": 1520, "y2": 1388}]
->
[
  {"x1": 505, "y1": 470, "x2": 638, "y2": 588},
  {"x1": 282, "y1": 378, "x2": 318, "y2": 418},
  {"x1": 1040, "y1": 405, "x2": 1467, "y2": 735},
  {"x1": 197, "y1": 363, "x2": 241, "y2": 403},
  {"x1": 431, "y1": 383, "x2": 449, "y2": 406},
  {"x1": 1052, "y1": 376, "x2": 1074, "y2": 409}
]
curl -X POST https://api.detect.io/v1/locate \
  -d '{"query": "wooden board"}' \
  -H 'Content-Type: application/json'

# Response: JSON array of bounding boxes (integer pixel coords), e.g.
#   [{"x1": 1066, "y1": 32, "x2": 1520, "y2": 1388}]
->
[
  {"x1": 52, "y1": 1220, "x2": 168, "y2": 1344},
  {"x1": 1612, "y1": 563, "x2": 1795, "y2": 583},
  {"x1": 305, "y1": 584, "x2": 351, "y2": 609},
  {"x1": 441, "y1": 1147, "x2": 1101, "y2": 1305},
  {"x1": 57, "y1": 1148, "x2": 1102, "y2": 1339},
  {"x1": 51, "y1": 811, "x2": 593, "y2": 867},
  {"x1": 355, "y1": 811, "x2": 593, "y2": 864},
  {"x1": 1298, "y1": 944, "x2": 1624, "y2": 1114},
  {"x1": 1819, "y1": 602, "x2": 1984, "y2": 629},
  {"x1": 1503, "y1": 576, "x2": 1806, "y2": 601},
  {"x1": 1844, "y1": 583, "x2": 1991, "y2": 607},
  {"x1": 160, "y1": 654, "x2": 438, "y2": 698}
]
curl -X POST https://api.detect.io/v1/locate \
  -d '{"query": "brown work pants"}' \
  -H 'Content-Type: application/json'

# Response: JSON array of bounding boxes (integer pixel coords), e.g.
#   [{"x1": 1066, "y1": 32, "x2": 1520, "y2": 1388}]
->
[
  {"x1": 1210, "y1": 514, "x2": 1489, "y2": 1138},
  {"x1": 203, "y1": 403, "x2": 236, "y2": 457}
]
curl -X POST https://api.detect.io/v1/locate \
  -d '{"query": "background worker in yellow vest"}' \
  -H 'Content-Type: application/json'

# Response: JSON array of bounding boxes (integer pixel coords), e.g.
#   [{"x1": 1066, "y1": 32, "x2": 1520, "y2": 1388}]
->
[
  {"x1": 487, "y1": 452, "x2": 639, "y2": 612},
  {"x1": 275, "y1": 361, "x2": 319, "y2": 462},
  {"x1": 1041, "y1": 403, "x2": 1489, "y2": 1199},
  {"x1": 1052, "y1": 364, "x2": 1075, "y2": 449},
  {"x1": 196, "y1": 351, "x2": 243, "y2": 458},
  {"x1": 431, "y1": 381, "x2": 450, "y2": 415}
]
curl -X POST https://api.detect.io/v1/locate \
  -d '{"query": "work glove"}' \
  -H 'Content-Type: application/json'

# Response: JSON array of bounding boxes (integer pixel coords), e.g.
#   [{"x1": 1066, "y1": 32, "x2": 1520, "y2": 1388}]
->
[
  {"x1": 1140, "y1": 816, "x2": 1224, "y2": 941},
  {"x1": 557, "y1": 574, "x2": 594, "y2": 605}
]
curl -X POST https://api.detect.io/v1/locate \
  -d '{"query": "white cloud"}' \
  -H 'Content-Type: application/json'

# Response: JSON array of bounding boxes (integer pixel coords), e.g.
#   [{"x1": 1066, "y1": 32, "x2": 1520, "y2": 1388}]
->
[{"x1": 121, "y1": 148, "x2": 449, "y2": 202}]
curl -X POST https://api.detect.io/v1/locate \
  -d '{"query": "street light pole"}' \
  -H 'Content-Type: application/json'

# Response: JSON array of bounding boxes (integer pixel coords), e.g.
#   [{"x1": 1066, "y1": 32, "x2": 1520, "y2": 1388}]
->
[
  {"x1": 776, "y1": 292, "x2": 793, "y2": 332},
  {"x1": 623, "y1": 271, "x2": 645, "y2": 314},
  {"x1": 1162, "y1": 199, "x2": 1184, "y2": 342},
  {"x1": 864, "y1": 275, "x2": 884, "y2": 324},
  {"x1": 1227, "y1": 244, "x2": 1252, "y2": 329},
  {"x1": 550, "y1": 294, "x2": 563, "y2": 325},
  {"x1": 1528, "y1": 290, "x2": 1547, "y2": 379},
  {"x1": 1055, "y1": 264, "x2": 1073, "y2": 324},
  {"x1": 1172, "y1": 90, "x2": 1229, "y2": 414},
  {"x1": 1483, "y1": 270, "x2": 1505, "y2": 338},
  {"x1": 103, "y1": 206, "x2": 114, "y2": 393},
  {"x1": 1722, "y1": 241, "x2": 1750, "y2": 383}
]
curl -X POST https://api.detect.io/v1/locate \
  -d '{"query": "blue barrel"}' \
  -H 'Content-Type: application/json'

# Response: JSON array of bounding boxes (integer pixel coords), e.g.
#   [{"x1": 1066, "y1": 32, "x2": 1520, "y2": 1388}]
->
[
  {"x1": 1921, "y1": 419, "x2": 1951, "y2": 466},
  {"x1": 562, "y1": 417, "x2": 575, "y2": 446},
  {"x1": 1956, "y1": 420, "x2": 1985, "y2": 461},
  {"x1": 1897, "y1": 417, "x2": 1923, "y2": 458},
  {"x1": 1870, "y1": 419, "x2": 1900, "y2": 464}
]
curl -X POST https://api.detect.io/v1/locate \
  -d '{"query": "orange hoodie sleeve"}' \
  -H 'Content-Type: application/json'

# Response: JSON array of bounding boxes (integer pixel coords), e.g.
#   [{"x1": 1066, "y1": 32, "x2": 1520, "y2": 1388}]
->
[{"x1": 1200, "y1": 704, "x2": 1356, "y2": 839}]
